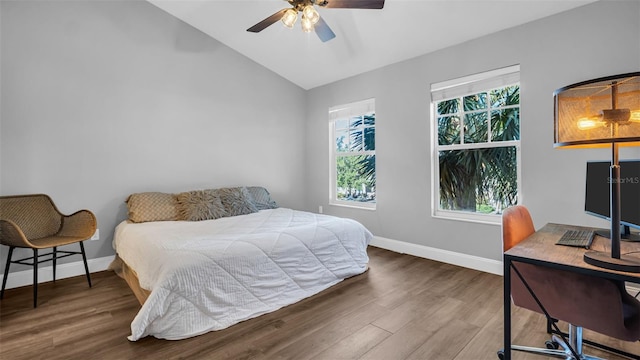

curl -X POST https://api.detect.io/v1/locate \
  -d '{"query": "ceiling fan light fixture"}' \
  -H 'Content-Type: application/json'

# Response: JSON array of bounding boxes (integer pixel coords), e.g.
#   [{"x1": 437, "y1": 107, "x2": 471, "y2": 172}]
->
[
  {"x1": 302, "y1": 5, "x2": 320, "y2": 25},
  {"x1": 301, "y1": 15, "x2": 314, "y2": 32},
  {"x1": 247, "y1": 0, "x2": 385, "y2": 42},
  {"x1": 281, "y1": 8, "x2": 298, "y2": 29}
]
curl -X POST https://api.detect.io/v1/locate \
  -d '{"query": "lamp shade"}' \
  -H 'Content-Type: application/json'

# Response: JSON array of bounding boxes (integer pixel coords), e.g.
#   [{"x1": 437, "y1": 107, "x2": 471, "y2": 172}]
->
[{"x1": 554, "y1": 72, "x2": 640, "y2": 148}]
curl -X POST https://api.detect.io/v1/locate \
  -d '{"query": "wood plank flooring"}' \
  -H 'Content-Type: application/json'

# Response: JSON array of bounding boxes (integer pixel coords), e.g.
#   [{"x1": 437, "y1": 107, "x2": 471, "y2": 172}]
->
[{"x1": 1, "y1": 247, "x2": 638, "y2": 359}]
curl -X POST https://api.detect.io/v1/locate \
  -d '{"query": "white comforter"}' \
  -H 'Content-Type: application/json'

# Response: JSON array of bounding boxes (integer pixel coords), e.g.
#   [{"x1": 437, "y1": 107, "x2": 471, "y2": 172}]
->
[{"x1": 113, "y1": 208, "x2": 371, "y2": 341}]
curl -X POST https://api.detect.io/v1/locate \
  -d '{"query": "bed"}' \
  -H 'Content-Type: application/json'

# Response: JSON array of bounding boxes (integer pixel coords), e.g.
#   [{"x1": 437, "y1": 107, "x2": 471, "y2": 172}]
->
[{"x1": 112, "y1": 190, "x2": 371, "y2": 341}]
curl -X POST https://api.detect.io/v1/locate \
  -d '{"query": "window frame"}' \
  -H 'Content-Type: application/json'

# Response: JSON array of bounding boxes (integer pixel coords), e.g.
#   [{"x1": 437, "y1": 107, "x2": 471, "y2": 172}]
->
[
  {"x1": 329, "y1": 98, "x2": 376, "y2": 210},
  {"x1": 430, "y1": 65, "x2": 522, "y2": 225}
]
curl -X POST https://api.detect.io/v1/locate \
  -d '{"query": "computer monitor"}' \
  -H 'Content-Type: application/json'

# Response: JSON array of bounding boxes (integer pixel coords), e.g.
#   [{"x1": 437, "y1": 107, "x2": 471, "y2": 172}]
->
[{"x1": 585, "y1": 160, "x2": 640, "y2": 242}]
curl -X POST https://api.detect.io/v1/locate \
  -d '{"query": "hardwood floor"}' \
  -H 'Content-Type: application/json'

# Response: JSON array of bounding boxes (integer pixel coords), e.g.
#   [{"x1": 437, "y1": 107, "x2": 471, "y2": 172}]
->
[{"x1": 1, "y1": 247, "x2": 638, "y2": 359}]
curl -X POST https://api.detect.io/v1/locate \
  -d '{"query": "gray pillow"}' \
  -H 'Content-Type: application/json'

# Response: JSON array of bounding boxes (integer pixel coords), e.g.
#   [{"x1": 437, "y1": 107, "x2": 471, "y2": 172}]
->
[
  {"x1": 176, "y1": 189, "x2": 226, "y2": 221},
  {"x1": 217, "y1": 187, "x2": 259, "y2": 217},
  {"x1": 246, "y1": 186, "x2": 278, "y2": 210}
]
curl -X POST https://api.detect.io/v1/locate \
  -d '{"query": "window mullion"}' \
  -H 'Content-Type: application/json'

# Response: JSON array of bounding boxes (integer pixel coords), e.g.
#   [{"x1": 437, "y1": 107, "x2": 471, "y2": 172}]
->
[
  {"x1": 437, "y1": 140, "x2": 519, "y2": 151},
  {"x1": 487, "y1": 107, "x2": 493, "y2": 143},
  {"x1": 336, "y1": 150, "x2": 375, "y2": 157},
  {"x1": 459, "y1": 106, "x2": 465, "y2": 145}
]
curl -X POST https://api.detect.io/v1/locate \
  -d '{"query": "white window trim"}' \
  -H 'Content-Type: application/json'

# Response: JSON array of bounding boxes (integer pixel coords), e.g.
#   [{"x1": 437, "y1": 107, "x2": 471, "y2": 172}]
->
[
  {"x1": 329, "y1": 98, "x2": 376, "y2": 210},
  {"x1": 430, "y1": 65, "x2": 521, "y2": 225}
]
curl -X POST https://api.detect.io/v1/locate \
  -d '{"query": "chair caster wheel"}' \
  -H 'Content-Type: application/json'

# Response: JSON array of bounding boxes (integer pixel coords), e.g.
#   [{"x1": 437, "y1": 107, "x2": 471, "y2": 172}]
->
[
  {"x1": 497, "y1": 350, "x2": 505, "y2": 360},
  {"x1": 545, "y1": 340, "x2": 559, "y2": 349}
]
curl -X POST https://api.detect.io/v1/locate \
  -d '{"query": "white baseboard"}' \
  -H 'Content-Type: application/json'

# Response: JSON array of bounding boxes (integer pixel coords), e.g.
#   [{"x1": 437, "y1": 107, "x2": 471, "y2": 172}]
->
[
  {"x1": 369, "y1": 237, "x2": 640, "y2": 295},
  {"x1": 370, "y1": 236, "x2": 503, "y2": 275},
  {"x1": 0, "y1": 255, "x2": 115, "y2": 290}
]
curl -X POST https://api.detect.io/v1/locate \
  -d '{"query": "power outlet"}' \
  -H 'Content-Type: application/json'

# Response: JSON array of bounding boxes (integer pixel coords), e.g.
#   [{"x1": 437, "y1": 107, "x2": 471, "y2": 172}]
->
[{"x1": 90, "y1": 229, "x2": 100, "y2": 241}]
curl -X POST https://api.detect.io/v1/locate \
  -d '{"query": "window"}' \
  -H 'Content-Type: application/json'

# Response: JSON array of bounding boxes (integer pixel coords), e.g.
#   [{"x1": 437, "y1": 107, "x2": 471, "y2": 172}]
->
[
  {"x1": 329, "y1": 99, "x2": 376, "y2": 210},
  {"x1": 431, "y1": 65, "x2": 520, "y2": 224}
]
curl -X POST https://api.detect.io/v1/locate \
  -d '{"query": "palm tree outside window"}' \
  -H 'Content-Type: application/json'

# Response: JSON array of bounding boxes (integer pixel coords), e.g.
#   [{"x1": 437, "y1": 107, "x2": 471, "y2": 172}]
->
[
  {"x1": 329, "y1": 98, "x2": 376, "y2": 210},
  {"x1": 432, "y1": 66, "x2": 521, "y2": 224}
]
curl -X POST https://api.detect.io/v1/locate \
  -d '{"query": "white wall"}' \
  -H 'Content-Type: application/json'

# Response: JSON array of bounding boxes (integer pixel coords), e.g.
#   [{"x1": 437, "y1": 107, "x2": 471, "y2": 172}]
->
[
  {"x1": 0, "y1": 0, "x2": 307, "y2": 271},
  {"x1": 2, "y1": 0, "x2": 639, "y2": 277},
  {"x1": 303, "y1": 0, "x2": 640, "y2": 262}
]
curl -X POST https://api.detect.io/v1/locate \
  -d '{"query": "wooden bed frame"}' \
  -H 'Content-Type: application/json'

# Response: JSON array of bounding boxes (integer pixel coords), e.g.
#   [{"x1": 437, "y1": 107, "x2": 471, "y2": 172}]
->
[{"x1": 110, "y1": 255, "x2": 149, "y2": 305}]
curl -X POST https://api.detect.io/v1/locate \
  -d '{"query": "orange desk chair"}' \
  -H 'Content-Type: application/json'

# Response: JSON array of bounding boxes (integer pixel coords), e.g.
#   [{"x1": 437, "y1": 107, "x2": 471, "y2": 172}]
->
[{"x1": 501, "y1": 205, "x2": 640, "y2": 359}]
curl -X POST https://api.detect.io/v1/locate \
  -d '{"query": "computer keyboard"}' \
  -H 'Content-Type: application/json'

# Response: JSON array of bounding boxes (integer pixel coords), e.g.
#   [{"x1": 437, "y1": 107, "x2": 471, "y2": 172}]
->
[{"x1": 556, "y1": 229, "x2": 595, "y2": 249}]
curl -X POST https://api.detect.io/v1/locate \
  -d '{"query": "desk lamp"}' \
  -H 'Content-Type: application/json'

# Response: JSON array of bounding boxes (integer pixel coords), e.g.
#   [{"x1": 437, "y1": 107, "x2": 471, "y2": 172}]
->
[{"x1": 554, "y1": 72, "x2": 640, "y2": 273}]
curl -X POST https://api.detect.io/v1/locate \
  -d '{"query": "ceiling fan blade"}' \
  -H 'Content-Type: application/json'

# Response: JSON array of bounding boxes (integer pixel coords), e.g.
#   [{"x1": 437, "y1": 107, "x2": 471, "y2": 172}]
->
[
  {"x1": 247, "y1": 8, "x2": 288, "y2": 33},
  {"x1": 314, "y1": 17, "x2": 336, "y2": 42},
  {"x1": 318, "y1": 0, "x2": 384, "y2": 9}
]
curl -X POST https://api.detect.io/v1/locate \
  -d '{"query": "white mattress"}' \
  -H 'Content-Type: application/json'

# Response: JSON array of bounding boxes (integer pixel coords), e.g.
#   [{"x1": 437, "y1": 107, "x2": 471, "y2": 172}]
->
[{"x1": 113, "y1": 208, "x2": 371, "y2": 341}]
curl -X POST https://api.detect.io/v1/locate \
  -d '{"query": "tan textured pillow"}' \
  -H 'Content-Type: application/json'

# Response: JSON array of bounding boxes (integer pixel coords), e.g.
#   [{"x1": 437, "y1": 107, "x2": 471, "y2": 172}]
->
[
  {"x1": 126, "y1": 192, "x2": 180, "y2": 223},
  {"x1": 217, "y1": 187, "x2": 259, "y2": 217},
  {"x1": 176, "y1": 189, "x2": 226, "y2": 221}
]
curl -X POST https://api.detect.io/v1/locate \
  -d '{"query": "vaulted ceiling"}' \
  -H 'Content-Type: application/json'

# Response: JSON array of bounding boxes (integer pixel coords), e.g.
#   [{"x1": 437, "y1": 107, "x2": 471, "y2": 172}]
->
[{"x1": 148, "y1": 0, "x2": 596, "y2": 90}]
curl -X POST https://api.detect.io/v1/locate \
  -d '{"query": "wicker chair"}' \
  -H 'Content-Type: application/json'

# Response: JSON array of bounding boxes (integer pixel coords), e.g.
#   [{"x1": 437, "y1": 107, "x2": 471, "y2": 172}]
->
[{"x1": 0, "y1": 194, "x2": 97, "y2": 307}]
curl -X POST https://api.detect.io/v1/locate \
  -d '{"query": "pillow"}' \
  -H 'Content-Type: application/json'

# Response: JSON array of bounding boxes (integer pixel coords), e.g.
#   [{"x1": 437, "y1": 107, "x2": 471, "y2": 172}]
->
[
  {"x1": 176, "y1": 189, "x2": 226, "y2": 221},
  {"x1": 126, "y1": 192, "x2": 180, "y2": 223},
  {"x1": 246, "y1": 186, "x2": 278, "y2": 210},
  {"x1": 217, "y1": 187, "x2": 258, "y2": 217}
]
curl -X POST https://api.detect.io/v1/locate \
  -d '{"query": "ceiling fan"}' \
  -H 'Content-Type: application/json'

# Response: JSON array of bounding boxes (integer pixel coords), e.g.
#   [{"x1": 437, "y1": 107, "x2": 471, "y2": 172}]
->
[{"x1": 247, "y1": 0, "x2": 385, "y2": 42}]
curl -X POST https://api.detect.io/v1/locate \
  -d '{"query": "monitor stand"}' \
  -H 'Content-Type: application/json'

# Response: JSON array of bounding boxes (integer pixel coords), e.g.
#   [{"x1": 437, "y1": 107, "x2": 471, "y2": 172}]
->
[{"x1": 595, "y1": 225, "x2": 640, "y2": 242}]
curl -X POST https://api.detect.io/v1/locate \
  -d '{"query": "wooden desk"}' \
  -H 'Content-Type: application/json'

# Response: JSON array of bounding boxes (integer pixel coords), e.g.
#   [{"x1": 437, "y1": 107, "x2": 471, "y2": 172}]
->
[{"x1": 502, "y1": 223, "x2": 640, "y2": 360}]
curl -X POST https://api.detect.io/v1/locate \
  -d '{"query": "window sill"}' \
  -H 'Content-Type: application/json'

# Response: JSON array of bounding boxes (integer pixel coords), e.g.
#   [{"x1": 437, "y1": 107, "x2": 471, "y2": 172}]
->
[
  {"x1": 329, "y1": 200, "x2": 376, "y2": 211},
  {"x1": 432, "y1": 210, "x2": 501, "y2": 225}
]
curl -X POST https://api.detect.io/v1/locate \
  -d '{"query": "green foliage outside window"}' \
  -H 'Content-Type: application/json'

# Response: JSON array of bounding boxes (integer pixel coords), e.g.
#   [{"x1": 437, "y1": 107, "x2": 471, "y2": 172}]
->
[
  {"x1": 335, "y1": 114, "x2": 376, "y2": 203},
  {"x1": 437, "y1": 85, "x2": 520, "y2": 213}
]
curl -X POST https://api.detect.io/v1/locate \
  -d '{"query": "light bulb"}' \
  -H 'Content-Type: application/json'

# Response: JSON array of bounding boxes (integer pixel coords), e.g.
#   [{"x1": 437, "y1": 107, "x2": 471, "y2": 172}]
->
[
  {"x1": 281, "y1": 8, "x2": 298, "y2": 29},
  {"x1": 577, "y1": 117, "x2": 602, "y2": 130},
  {"x1": 631, "y1": 110, "x2": 640, "y2": 122},
  {"x1": 302, "y1": 5, "x2": 320, "y2": 25},
  {"x1": 301, "y1": 16, "x2": 313, "y2": 33}
]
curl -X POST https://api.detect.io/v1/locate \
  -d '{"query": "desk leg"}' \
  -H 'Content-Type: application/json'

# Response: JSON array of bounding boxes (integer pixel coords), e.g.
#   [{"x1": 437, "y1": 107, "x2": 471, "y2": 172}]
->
[{"x1": 503, "y1": 257, "x2": 511, "y2": 360}]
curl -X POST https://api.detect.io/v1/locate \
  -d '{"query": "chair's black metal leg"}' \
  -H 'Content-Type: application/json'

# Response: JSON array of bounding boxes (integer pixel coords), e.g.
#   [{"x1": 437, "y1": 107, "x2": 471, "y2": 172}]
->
[
  {"x1": 52, "y1": 246, "x2": 57, "y2": 282},
  {"x1": 503, "y1": 257, "x2": 512, "y2": 360},
  {"x1": 547, "y1": 317, "x2": 556, "y2": 334},
  {"x1": 1, "y1": 246, "x2": 14, "y2": 299},
  {"x1": 33, "y1": 248, "x2": 38, "y2": 308},
  {"x1": 79, "y1": 242, "x2": 91, "y2": 288}
]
